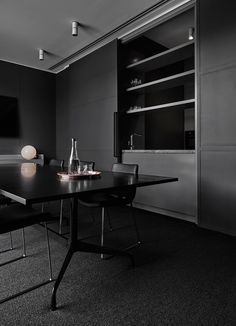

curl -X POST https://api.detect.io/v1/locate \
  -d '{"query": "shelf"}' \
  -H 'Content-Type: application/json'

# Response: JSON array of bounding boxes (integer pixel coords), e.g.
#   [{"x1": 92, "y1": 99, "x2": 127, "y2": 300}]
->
[
  {"x1": 126, "y1": 99, "x2": 195, "y2": 114},
  {"x1": 126, "y1": 41, "x2": 194, "y2": 72},
  {"x1": 126, "y1": 69, "x2": 195, "y2": 94}
]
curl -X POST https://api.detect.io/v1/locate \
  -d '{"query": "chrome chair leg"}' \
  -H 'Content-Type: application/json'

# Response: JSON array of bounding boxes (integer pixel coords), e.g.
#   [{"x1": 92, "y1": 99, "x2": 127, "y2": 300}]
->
[
  {"x1": 101, "y1": 207, "x2": 105, "y2": 259},
  {"x1": 9, "y1": 232, "x2": 13, "y2": 250},
  {"x1": 0, "y1": 225, "x2": 53, "y2": 305},
  {"x1": 44, "y1": 222, "x2": 53, "y2": 281},
  {"x1": 59, "y1": 200, "x2": 64, "y2": 235},
  {"x1": 0, "y1": 232, "x2": 14, "y2": 254},
  {"x1": 130, "y1": 203, "x2": 141, "y2": 245},
  {"x1": 22, "y1": 228, "x2": 26, "y2": 257},
  {"x1": 0, "y1": 229, "x2": 26, "y2": 266}
]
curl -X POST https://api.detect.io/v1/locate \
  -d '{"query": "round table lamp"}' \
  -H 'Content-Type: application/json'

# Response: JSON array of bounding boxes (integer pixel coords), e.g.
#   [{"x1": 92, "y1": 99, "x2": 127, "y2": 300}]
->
[{"x1": 21, "y1": 145, "x2": 37, "y2": 160}]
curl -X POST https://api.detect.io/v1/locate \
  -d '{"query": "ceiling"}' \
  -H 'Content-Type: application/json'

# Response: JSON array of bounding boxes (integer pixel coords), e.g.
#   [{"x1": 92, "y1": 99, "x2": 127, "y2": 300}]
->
[{"x1": 0, "y1": 0, "x2": 167, "y2": 73}]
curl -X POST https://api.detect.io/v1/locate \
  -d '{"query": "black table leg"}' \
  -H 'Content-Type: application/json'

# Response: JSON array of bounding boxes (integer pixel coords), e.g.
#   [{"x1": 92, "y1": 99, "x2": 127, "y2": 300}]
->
[
  {"x1": 50, "y1": 247, "x2": 73, "y2": 310},
  {"x1": 50, "y1": 196, "x2": 134, "y2": 310},
  {"x1": 50, "y1": 197, "x2": 78, "y2": 310}
]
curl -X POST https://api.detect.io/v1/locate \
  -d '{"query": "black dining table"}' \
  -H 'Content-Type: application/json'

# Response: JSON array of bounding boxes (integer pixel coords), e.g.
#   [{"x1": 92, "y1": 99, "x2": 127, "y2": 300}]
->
[{"x1": 0, "y1": 163, "x2": 178, "y2": 310}]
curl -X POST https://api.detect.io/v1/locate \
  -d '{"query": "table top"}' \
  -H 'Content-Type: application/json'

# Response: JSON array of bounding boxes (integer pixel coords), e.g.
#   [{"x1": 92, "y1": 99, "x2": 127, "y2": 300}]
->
[{"x1": 0, "y1": 164, "x2": 178, "y2": 205}]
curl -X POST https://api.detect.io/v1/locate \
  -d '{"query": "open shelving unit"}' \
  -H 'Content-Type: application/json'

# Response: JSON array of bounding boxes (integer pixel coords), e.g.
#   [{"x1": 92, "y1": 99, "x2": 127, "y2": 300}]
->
[
  {"x1": 118, "y1": 5, "x2": 197, "y2": 223},
  {"x1": 117, "y1": 6, "x2": 196, "y2": 152}
]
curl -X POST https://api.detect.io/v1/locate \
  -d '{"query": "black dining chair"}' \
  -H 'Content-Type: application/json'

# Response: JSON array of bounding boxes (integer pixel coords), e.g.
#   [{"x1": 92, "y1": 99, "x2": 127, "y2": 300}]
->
[
  {"x1": 77, "y1": 163, "x2": 140, "y2": 259},
  {"x1": 0, "y1": 203, "x2": 53, "y2": 304},
  {"x1": 48, "y1": 159, "x2": 95, "y2": 236},
  {"x1": 69, "y1": 160, "x2": 96, "y2": 225}
]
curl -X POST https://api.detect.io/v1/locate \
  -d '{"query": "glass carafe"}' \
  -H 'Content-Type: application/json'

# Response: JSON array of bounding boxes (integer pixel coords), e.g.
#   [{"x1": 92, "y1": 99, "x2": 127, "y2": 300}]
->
[{"x1": 68, "y1": 138, "x2": 80, "y2": 174}]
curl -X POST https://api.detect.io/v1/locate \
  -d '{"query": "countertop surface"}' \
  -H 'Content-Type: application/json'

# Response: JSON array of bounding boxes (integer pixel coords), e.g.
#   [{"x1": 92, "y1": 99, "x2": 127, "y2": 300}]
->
[{"x1": 122, "y1": 149, "x2": 195, "y2": 154}]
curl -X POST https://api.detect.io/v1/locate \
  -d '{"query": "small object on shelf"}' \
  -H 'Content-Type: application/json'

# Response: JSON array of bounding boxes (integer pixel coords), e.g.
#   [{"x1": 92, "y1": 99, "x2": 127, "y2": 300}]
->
[
  {"x1": 132, "y1": 58, "x2": 139, "y2": 63},
  {"x1": 127, "y1": 105, "x2": 142, "y2": 112},
  {"x1": 57, "y1": 171, "x2": 101, "y2": 180},
  {"x1": 130, "y1": 78, "x2": 142, "y2": 87},
  {"x1": 127, "y1": 70, "x2": 195, "y2": 93}
]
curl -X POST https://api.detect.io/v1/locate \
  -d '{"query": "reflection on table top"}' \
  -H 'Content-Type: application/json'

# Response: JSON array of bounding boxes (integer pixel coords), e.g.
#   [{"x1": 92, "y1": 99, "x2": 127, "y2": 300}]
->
[{"x1": 0, "y1": 164, "x2": 178, "y2": 205}]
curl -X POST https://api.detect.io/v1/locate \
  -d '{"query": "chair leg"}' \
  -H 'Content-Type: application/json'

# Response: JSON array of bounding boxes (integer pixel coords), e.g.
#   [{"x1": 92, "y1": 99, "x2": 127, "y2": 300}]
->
[
  {"x1": 44, "y1": 222, "x2": 53, "y2": 281},
  {"x1": 90, "y1": 207, "x2": 96, "y2": 224},
  {"x1": 22, "y1": 228, "x2": 26, "y2": 257},
  {"x1": 106, "y1": 208, "x2": 113, "y2": 231},
  {"x1": 9, "y1": 232, "x2": 13, "y2": 250},
  {"x1": 59, "y1": 200, "x2": 64, "y2": 235},
  {"x1": 0, "y1": 224, "x2": 53, "y2": 305},
  {"x1": 101, "y1": 207, "x2": 105, "y2": 259},
  {"x1": 130, "y1": 203, "x2": 141, "y2": 245},
  {"x1": 0, "y1": 232, "x2": 14, "y2": 255}
]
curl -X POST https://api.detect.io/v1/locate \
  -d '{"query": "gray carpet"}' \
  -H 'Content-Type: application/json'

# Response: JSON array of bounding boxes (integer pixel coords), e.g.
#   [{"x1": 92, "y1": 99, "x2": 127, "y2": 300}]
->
[{"x1": 1, "y1": 206, "x2": 236, "y2": 325}]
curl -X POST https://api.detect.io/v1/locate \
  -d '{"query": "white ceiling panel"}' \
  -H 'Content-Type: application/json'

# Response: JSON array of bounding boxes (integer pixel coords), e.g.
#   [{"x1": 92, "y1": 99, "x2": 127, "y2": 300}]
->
[{"x1": 0, "y1": 0, "x2": 165, "y2": 72}]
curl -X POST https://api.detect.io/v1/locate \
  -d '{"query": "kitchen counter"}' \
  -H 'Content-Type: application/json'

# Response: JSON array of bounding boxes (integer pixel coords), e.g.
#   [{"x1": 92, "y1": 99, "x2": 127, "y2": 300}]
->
[{"x1": 122, "y1": 149, "x2": 195, "y2": 154}]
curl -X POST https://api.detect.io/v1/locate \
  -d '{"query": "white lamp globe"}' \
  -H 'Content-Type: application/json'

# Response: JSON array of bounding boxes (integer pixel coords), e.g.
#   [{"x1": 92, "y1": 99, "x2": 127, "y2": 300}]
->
[{"x1": 21, "y1": 145, "x2": 37, "y2": 160}]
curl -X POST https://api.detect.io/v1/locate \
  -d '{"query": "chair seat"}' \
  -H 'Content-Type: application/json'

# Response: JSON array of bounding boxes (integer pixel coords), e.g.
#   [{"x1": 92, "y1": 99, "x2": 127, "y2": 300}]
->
[
  {"x1": 77, "y1": 164, "x2": 137, "y2": 209},
  {"x1": 0, "y1": 204, "x2": 52, "y2": 234},
  {"x1": 78, "y1": 191, "x2": 134, "y2": 208}
]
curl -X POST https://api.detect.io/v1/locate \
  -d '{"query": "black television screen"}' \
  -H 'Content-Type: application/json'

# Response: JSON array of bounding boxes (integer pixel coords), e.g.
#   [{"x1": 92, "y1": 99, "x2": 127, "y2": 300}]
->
[{"x1": 0, "y1": 95, "x2": 19, "y2": 137}]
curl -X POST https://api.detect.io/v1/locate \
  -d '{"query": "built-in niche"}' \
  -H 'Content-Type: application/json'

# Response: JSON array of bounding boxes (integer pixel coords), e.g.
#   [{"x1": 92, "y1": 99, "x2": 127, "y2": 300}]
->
[{"x1": 118, "y1": 7, "x2": 195, "y2": 151}]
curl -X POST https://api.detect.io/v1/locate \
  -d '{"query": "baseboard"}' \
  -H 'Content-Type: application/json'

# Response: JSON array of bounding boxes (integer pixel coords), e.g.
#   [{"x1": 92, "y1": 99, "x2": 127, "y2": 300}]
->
[
  {"x1": 198, "y1": 222, "x2": 236, "y2": 238},
  {"x1": 133, "y1": 202, "x2": 197, "y2": 224}
]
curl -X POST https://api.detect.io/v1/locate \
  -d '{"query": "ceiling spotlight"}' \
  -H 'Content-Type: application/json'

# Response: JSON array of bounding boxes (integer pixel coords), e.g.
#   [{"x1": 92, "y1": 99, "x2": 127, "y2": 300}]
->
[
  {"x1": 39, "y1": 49, "x2": 44, "y2": 60},
  {"x1": 188, "y1": 27, "x2": 194, "y2": 40},
  {"x1": 72, "y1": 21, "x2": 79, "y2": 36}
]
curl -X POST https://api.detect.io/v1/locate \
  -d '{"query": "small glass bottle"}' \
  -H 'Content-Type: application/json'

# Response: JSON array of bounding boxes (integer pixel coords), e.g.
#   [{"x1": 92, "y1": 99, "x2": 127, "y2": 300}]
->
[{"x1": 68, "y1": 138, "x2": 80, "y2": 174}]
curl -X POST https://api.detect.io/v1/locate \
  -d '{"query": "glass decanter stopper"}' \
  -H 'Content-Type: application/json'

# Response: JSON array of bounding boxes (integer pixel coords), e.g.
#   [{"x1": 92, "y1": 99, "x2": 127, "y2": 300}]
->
[{"x1": 68, "y1": 138, "x2": 80, "y2": 174}]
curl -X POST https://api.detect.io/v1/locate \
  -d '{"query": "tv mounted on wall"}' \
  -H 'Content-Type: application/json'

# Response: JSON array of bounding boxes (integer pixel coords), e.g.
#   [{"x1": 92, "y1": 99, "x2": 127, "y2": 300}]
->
[{"x1": 0, "y1": 95, "x2": 19, "y2": 137}]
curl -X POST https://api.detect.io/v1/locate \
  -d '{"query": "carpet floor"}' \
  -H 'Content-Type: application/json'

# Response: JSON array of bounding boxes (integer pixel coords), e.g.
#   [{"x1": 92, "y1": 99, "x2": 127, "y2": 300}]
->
[{"x1": 1, "y1": 205, "x2": 236, "y2": 326}]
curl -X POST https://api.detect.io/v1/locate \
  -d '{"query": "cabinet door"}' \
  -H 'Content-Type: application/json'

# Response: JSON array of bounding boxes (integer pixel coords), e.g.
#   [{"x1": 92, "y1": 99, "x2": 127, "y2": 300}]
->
[{"x1": 123, "y1": 152, "x2": 197, "y2": 221}]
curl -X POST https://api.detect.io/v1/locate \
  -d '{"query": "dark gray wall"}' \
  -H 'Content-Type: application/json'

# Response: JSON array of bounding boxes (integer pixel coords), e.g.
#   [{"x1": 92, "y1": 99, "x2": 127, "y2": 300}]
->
[
  {"x1": 0, "y1": 60, "x2": 56, "y2": 159},
  {"x1": 199, "y1": 0, "x2": 236, "y2": 235},
  {"x1": 56, "y1": 41, "x2": 117, "y2": 170}
]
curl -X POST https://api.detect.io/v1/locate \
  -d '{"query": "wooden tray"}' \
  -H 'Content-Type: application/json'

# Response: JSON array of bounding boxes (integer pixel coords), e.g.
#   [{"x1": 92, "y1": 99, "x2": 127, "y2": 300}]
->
[{"x1": 57, "y1": 171, "x2": 101, "y2": 180}]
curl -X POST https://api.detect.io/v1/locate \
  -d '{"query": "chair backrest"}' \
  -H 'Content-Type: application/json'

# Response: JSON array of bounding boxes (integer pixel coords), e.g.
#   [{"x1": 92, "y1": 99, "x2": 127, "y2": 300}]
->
[
  {"x1": 80, "y1": 160, "x2": 95, "y2": 171},
  {"x1": 49, "y1": 159, "x2": 64, "y2": 169},
  {"x1": 111, "y1": 163, "x2": 139, "y2": 202},
  {"x1": 112, "y1": 163, "x2": 138, "y2": 175}
]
